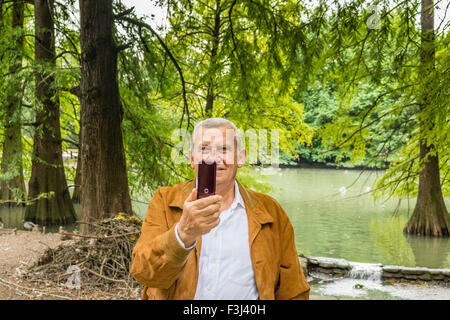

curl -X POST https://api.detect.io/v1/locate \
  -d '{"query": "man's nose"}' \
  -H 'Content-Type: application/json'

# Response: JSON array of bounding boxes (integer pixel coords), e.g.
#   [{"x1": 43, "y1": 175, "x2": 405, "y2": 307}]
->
[{"x1": 204, "y1": 148, "x2": 224, "y2": 164}]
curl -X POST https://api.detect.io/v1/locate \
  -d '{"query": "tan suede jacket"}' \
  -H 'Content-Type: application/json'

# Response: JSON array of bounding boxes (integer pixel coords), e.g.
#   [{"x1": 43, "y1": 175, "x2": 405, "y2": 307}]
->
[{"x1": 130, "y1": 179, "x2": 310, "y2": 300}]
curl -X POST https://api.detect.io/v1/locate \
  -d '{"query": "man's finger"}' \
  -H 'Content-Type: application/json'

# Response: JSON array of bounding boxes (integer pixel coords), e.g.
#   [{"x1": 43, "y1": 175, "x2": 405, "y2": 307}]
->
[
  {"x1": 185, "y1": 188, "x2": 197, "y2": 203},
  {"x1": 195, "y1": 202, "x2": 221, "y2": 217},
  {"x1": 203, "y1": 217, "x2": 220, "y2": 230},
  {"x1": 192, "y1": 194, "x2": 222, "y2": 209}
]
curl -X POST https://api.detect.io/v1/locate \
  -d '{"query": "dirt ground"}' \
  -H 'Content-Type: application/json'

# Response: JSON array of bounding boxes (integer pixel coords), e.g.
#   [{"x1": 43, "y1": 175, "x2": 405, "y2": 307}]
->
[
  {"x1": 0, "y1": 230, "x2": 62, "y2": 299},
  {"x1": 0, "y1": 229, "x2": 141, "y2": 300},
  {"x1": 0, "y1": 229, "x2": 339, "y2": 300}
]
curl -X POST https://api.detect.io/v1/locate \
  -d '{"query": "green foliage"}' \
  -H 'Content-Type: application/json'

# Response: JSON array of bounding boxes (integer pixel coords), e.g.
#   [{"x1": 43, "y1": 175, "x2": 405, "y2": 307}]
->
[
  {"x1": 1, "y1": 0, "x2": 448, "y2": 210},
  {"x1": 297, "y1": 0, "x2": 449, "y2": 200},
  {"x1": 111, "y1": 0, "x2": 316, "y2": 194}
]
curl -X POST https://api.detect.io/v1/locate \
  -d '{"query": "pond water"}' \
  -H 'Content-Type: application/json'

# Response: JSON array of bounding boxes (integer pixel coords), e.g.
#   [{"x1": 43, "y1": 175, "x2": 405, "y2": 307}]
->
[
  {"x1": 261, "y1": 167, "x2": 450, "y2": 270},
  {"x1": 260, "y1": 167, "x2": 450, "y2": 300}
]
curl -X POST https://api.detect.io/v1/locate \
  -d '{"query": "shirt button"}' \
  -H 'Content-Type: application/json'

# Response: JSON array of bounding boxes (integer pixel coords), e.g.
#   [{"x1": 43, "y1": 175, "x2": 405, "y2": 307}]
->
[
  {"x1": 212, "y1": 258, "x2": 216, "y2": 263},
  {"x1": 207, "y1": 285, "x2": 212, "y2": 291},
  {"x1": 214, "y1": 231, "x2": 218, "y2": 237}
]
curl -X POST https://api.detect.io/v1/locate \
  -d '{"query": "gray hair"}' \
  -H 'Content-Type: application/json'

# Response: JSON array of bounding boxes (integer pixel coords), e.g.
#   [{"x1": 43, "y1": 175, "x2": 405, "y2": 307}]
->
[{"x1": 190, "y1": 117, "x2": 242, "y2": 152}]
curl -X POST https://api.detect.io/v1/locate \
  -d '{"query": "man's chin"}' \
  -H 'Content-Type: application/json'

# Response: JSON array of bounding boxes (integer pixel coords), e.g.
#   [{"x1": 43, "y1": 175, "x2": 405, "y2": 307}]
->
[{"x1": 215, "y1": 176, "x2": 229, "y2": 185}]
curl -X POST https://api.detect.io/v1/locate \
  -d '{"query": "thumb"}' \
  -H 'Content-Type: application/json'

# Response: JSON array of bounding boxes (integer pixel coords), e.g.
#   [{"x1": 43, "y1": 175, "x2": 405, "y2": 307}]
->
[{"x1": 186, "y1": 188, "x2": 197, "y2": 202}]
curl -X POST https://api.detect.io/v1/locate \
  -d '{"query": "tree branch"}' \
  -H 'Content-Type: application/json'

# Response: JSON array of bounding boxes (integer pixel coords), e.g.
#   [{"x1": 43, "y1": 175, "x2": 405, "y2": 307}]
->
[
  {"x1": 113, "y1": 6, "x2": 134, "y2": 20},
  {"x1": 117, "y1": 16, "x2": 190, "y2": 131},
  {"x1": 116, "y1": 42, "x2": 132, "y2": 52}
]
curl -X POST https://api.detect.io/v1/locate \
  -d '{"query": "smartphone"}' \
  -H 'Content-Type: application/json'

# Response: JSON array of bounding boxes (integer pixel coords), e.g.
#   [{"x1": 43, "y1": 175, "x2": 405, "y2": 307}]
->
[{"x1": 196, "y1": 160, "x2": 216, "y2": 199}]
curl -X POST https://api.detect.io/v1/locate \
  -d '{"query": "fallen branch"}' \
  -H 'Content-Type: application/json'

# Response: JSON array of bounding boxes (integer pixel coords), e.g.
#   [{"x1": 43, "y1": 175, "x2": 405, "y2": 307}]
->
[
  {"x1": 59, "y1": 230, "x2": 139, "y2": 240},
  {"x1": 0, "y1": 277, "x2": 71, "y2": 300}
]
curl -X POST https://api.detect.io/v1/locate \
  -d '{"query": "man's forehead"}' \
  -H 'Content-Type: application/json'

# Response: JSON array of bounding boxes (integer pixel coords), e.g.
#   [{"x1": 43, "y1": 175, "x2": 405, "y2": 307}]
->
[{"x1": 195, "y1": 126, "x2": 236, "y2": 141}]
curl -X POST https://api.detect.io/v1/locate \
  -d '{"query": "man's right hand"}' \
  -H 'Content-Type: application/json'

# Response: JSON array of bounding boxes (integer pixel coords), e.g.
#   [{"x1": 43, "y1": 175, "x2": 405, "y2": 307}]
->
[{"x1": 177, "y1": 188, "x2": 222, "y2": 248}]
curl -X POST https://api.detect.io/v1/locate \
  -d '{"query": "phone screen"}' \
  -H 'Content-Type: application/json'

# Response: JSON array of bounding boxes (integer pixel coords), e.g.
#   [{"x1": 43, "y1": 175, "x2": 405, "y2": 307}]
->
[{"x1": 197, "y1": 160, "x2": 216, "y2": 199}]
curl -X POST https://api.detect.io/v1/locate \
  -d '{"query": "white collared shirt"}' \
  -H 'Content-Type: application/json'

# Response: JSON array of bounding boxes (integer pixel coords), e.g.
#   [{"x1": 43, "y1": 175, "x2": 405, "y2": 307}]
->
[{"x1": 175, "y1": 180, "x2": 259, "y2": 300}]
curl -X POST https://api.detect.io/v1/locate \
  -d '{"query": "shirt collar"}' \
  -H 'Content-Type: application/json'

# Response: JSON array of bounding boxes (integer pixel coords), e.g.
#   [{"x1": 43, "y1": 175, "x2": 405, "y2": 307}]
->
[{"x1": 230, "y1": 180, "x2": 245, "y2": 211}]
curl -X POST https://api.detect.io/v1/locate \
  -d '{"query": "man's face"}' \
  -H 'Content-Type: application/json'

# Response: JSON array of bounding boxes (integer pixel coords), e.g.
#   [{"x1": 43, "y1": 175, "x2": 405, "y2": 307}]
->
[{"x1": 189, "y1": 125, "x2": 245, "y2": 187}]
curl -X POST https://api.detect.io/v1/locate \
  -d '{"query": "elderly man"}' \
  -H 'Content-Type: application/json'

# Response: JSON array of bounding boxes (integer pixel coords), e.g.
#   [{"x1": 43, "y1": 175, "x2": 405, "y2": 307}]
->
[{"x1": 130, "y1": 118, "x2": 310, "y2": 300}]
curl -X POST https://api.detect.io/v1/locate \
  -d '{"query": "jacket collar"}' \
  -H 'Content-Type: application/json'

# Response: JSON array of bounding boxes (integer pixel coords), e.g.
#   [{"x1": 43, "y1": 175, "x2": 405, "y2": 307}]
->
[{"x1": 168, "y1": 178, "x2": 273, "y2": 225}]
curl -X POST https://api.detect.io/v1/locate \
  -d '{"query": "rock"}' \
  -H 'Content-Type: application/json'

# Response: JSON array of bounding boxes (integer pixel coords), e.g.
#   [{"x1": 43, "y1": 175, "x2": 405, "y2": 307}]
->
[
  {"x1": 431, "y1": 274, "x2": 445, "y2": 280},
  {"x1": 382, "y1": 266, "x2": 401, "y2": 273},
  {"x1": 382, "y1": 271, "x2": 401, "y2": 279},
  {"x1": 319, "y1": 263, "x2": 333, "y2": 268},
  {"x1": 441, "y1": 270, "x2": 450, "y2": 277},
  {"x1": 429, "y1": 269, "x2": 445, "y2": 275},
  {"x1": 419, "y1": 273, "x2": 432, "y2": 281},
  {"x1": 299, "y1": 256, "x2": 308, "y2": 276},
  {"x1": 404, "y1": 274, "x2": 418, "y2": 280},
  {"x1": 401, "y1": 267, "x2": 429, "y2": 275}
]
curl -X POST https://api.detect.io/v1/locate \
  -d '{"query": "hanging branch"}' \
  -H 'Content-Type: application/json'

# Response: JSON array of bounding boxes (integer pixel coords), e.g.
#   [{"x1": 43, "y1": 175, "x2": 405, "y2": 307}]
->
[{"x1": 115, "y1": 15, "x2": 191, "y2": 131}]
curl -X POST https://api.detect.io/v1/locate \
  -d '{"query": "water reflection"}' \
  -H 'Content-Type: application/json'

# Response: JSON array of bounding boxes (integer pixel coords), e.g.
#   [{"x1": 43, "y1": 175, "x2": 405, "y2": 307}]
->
[
  {"x1": 0, "y1": 205, "x2": 80, "y2": 233},
  {"x1": 368, "y1": 217, "x2": 415, "y2": 267},
  {"x1": 264, "y1": 168, "x2": 450, "y2": 269},
  {"x1": 0, "y1": 206, "x2": 25, "y2": 229},
  {"x1": 405, "y1": 234, "x2": 450, "y2": 269}
]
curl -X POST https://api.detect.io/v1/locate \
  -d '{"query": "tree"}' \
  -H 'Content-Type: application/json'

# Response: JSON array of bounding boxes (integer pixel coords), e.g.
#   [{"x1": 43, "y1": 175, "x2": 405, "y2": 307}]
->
[
  {"x1": 162, "y1": 0, "x2": 314, "y2": 118},
  {"x1": 25, "y1": 0, "x2": 76, "y2": 225},
  {"x1": 117, "y1": 0, "x2": 315, "y2": 176},
  {"x1": 403, "y1": 0, "x2": 449, "y2": 236},
  {"x1": 312, "y1": 0, "x2": 449, "y2": 237},
  {"x1": 78, "y1": 0, "x2": 132, "y2": 233},
  {"x1": 0, "y1": 0, "x2": 26, "y2": 206}
]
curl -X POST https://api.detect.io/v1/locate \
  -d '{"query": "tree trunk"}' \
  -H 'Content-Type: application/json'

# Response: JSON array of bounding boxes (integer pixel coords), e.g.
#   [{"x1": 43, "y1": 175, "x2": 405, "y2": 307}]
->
[
  {"x1": 79, "y1": 0, "x2": 132, "y2": 233},
  {"x1": 403, "y1": 0, "x2": 449, "y2": 237},
  {"x1": 0, "y1": 0, "x2": 26, "y2": 207},
  {"x1": 24, "y1": 0, "x2": 76, "y2": 225}
]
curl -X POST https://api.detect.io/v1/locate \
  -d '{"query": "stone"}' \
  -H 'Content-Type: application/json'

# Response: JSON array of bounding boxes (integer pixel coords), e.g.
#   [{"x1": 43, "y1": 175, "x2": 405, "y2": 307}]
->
[
  {"x1": 310, "y1": 257, "x2": 350, "y2": 270},
  {"x1": 404, "y1": 274, "x2": 419, "y2": 280},
  {"x1": 419, "y1": 273, "x2": 432, "y2": 281},
  {"x1": 429, "y1": 269, "x2": 445, "y2": 275},
  {"x1": 401, "y1": 267, "x2": 428, "y2": 275},
  {"x1": 382, "y1": 266, "x2": 401, "y2": 273},
  {"x1": 431, "y1": 274, "x2": 445, "y2": 280},
  {"x1": 382, "y1": 272, "x2": 399, "y2": 279},
  {"x1": 333, "y1": 269, "x2": 347, "y2": 275},
  {"x1": 318, "y1": 267, "x2": 334, "y2": 274},
  {"x1": 305, "y1": 256, "x2": 319, "y2": 265},
  {"x1": 299, "y1": 257, "x2": 308, "y2": 276}
]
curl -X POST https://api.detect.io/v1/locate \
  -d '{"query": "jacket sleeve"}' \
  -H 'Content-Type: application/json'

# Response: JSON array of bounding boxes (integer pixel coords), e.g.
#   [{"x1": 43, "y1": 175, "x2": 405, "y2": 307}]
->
[
  {"x1": 275, "y1": 206, "x2": 310, "y2": 300},
  {"x1": 130, "y1": 188, "x2": 192, "y2": 289}
]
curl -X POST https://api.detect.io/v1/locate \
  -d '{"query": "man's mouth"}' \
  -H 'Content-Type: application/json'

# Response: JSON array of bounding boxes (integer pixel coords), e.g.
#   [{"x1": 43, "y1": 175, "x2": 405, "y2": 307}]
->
[{"x1": 216, "y1": 167, "x2": 225, "y2": 171}]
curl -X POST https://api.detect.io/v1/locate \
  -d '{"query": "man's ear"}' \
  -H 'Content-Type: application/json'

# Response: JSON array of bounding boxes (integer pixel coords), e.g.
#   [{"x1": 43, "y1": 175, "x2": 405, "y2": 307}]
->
[{"x1": 237, "y1": 149, "x2": 246, "y2": 167}]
